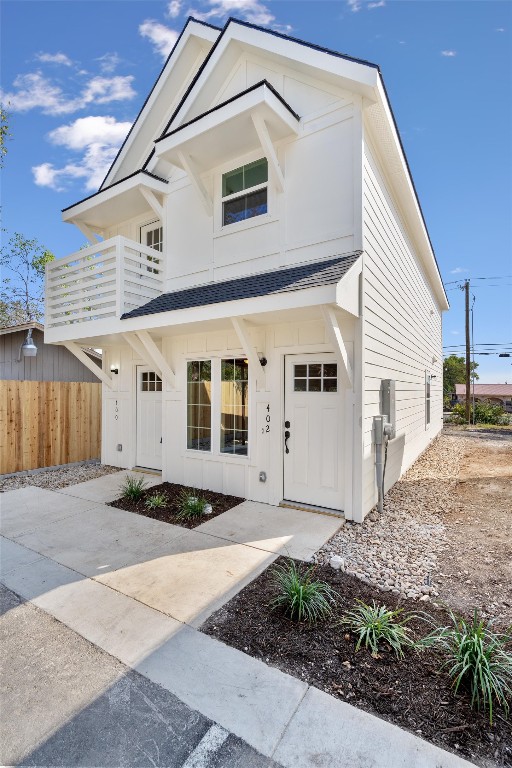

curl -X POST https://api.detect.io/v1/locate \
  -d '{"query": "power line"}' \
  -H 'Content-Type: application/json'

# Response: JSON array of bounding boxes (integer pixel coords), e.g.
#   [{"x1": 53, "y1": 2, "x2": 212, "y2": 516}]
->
[{"x1": 445, "y1": 276, "x2": 512, "y2": 285}]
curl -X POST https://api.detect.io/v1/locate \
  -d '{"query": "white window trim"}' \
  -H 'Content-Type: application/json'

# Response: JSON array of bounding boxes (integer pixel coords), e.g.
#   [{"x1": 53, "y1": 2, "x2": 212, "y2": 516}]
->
[{"x1": 184, "y1": 356, "x2": 252, "y2": 461}]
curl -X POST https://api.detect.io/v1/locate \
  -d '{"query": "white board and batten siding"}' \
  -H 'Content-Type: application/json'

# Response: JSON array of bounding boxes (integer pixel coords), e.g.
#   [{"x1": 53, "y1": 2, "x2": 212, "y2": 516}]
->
[{"x1": 361, "y1": 132, "x2": 443, "y2": 516}]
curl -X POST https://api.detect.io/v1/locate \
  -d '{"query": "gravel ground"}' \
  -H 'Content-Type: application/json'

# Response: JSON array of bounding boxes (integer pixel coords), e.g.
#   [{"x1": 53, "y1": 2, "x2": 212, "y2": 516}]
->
[
  {"x1": 0, "y1": 463, "x2": 121, "y2": 492},
  {"x1": 313, "y1": 434, "x2": 467, "y2": 602}
]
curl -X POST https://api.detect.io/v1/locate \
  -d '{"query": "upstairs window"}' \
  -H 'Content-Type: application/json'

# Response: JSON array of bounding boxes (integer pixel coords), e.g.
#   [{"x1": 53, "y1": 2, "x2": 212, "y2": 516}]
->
[
  {"x1": 222, "y1": 158, "x2": 268, "y2": 226},
  {"x1": 425, "y1": 372, "x2": 431, "y2": 428}
]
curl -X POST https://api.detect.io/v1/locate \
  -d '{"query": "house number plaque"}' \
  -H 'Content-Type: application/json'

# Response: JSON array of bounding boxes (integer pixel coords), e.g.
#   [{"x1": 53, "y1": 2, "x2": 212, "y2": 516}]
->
[{"x1": 261, "y1": 403, "x2": 270, "y2": 434}]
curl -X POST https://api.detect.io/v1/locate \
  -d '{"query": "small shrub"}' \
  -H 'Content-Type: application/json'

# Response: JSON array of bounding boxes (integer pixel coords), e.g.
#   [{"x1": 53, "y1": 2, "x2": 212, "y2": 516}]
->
[
  {"x1": 269, "y1": 559, "x2": 339, "y2": 625},
  {"x1": 176, "y1": 490, "x2": 208, "y2": 520},
  {"x1": 119, "y1": 475, "x2": 147, "y2": 501},
  {"x1": 145, "y1": 491, "x2": 168, "y2": 510},
  {"x1": 451, "y1": 401, "x2": 508, "y2": 425},
  {"x1": 420, "y1": 609, "x2": 512, "y2": 724},
  {"x1": 341, "y1": 600, "x2": 417, "y2": 658}
]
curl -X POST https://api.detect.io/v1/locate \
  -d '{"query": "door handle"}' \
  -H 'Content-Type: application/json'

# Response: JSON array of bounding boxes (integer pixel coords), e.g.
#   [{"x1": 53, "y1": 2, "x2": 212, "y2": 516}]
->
[{"x1": 284, "y1": 430, "x2": 290, "y2": 454}]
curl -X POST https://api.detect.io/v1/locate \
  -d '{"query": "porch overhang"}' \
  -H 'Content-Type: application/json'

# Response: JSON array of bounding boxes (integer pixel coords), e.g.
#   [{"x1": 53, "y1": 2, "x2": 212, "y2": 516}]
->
[
  {"x1": 154, "y1": 81, "x2": 300, "y2": 176},
  {"x1": 61, "y1": 171, "x2": 169, "y2": 234},
  {"x1": 44, "y1": 253, "x2": 362, "y2": 347}
]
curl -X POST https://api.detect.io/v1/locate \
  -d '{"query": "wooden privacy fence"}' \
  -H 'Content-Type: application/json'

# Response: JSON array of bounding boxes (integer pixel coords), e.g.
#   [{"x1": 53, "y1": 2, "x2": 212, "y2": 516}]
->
[{"x1": 0, "y1": 380, "x2": 101, "y2": 474}]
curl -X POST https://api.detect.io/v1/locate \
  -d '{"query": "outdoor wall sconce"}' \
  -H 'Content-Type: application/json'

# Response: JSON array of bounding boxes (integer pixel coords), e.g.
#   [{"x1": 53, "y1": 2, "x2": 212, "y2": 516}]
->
[
  {"x1": 110, "y1": 365, "x2": 119, "y2": 375},
  {"x1": 259, "y1": 357, "x2": 268, "y2": 367}
]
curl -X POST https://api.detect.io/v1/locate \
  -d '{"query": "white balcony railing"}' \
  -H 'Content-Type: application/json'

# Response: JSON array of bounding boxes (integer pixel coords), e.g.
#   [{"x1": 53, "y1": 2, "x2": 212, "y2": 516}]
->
[{"x1": 45, "y1": 236, "x2": 164, "y2": 329}]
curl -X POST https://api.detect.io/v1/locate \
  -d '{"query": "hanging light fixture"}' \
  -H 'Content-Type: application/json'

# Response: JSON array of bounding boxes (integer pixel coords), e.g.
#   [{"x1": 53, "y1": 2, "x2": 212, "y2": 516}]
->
[{"x1": 17, "y1": 327, "x2": 38, "y2": 360}]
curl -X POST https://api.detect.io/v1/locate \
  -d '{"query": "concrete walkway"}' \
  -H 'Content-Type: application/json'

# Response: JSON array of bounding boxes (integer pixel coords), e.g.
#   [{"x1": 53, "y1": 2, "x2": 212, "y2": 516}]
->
[{"x1": 0, "y1": 473, "x2": 476, "y2": 767}]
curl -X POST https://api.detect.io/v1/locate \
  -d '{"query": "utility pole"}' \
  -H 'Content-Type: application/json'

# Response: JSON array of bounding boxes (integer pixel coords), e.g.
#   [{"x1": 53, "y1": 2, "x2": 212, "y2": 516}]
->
[{"x1": 464, "y1": 279, "x2": 471, "y2": 423}]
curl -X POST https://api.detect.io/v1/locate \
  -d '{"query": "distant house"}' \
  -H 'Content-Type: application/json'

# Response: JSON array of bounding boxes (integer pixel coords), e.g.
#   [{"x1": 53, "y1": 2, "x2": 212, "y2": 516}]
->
[
  {"x1": 0, "y1": 322, "x2": 101, "y2": 382},
  {"x1": 454, "y1": 383, "x2": 512, "y2": 413},
  {"x1": 0, "y1": 322, "x2": 103, "y2": 474},
  {"x1": 43, "y1": 18, "x2": 448, "y2": 521}
]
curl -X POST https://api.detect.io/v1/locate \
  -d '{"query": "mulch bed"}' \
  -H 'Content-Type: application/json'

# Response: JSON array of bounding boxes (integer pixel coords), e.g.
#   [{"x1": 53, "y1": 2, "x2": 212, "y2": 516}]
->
[
  {"x1": 109, "y1": 482, "x2": 244, "y2": 529},
  {"x1": 202, "y1": 557, "x2": 512, "y2": 767}
]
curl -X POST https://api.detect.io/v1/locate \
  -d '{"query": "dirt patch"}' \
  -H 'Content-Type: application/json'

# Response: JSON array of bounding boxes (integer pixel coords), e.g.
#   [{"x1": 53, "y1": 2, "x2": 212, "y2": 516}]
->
[
  {"x1": 109, "y1": 482, "x2": 244, "y2": 529},
  {"x1": 202, "y1": 558, "x2": 512, "y2": 768},
  {"x1": 437, "y1": 434, "x2": 512, "y2": 624}
]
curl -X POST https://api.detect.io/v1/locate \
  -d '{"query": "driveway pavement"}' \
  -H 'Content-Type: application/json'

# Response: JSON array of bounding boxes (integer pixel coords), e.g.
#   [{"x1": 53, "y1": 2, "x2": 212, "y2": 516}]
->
[{"x1": 0, "y1": 472, "x2": 476, "y2": 767}]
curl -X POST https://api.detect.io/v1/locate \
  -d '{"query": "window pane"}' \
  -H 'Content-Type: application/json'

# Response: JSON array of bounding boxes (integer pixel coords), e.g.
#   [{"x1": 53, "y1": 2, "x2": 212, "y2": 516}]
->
[
  {"x1": 187, "y1": 360, "x2": 211, "y2": 451},
  {"x1": 223, "y1": 189, "x2": 267, "y2": 226},
  {"x1": 244, "y1": 158, "x2": 268, "y2": 189},
  {"x1": 294, "y1": 365, "x2": 307, "y2": 378},
  {"x1": 294, "y1": 378, "x2": 307, "y2": 392},
  {"x1": 309, "y1": 363, "x2": 322, "y2": 377},
  {"x1": 222, "y1": 166, "x2": 244, "y2": 197},
  {"x1": 323, "y1": 378, "x2": 337, "y2": 392},
  {"x1": 221, "y1": 360, "x2": 235, "y2": 381},
  {"x1": 323, "y1": 364, "x2": 337, "y2": 378},
  {"x1": 308, "y1": 379, "x2": 321, "y2": 392},
  {"x1": 234, "y1": 358, "x2": 248, "y2": 381},
  {"x1": 220, "y1": 358, "x2": 249, "y2": 454}
]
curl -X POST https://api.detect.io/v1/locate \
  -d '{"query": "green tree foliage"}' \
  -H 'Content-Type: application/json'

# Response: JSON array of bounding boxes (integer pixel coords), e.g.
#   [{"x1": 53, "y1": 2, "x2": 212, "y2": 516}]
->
[
  {"x1": 0, "y1": 233, "x2": 54, "y2": 326},
  {"x1": 0, "y1": 106, "x2": 10, "y2": 167},
  {"x1": 451, "y1": 402, "x2": 508, "y2": 426},
  {"x1": 443, "y1": 354, "x2": 479, "y2": 395}
]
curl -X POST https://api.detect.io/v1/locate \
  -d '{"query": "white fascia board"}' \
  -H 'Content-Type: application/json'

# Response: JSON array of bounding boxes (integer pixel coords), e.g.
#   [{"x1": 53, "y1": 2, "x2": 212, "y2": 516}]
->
[
  {"x1": 62, "y1": 173, "x2": 169, "y2": 224},
  {"x1": 172, "y1": 23, "x2": 378, "y2": 128},
  {"x1": 374, "y1": 76, "x2": 449, "y2": 311},
  {"x1": 44, "y1": 284, "x2": 336, "y2": 344},
  {"x1": 155, "y1": 84, "x2": 299, "y2": 164},
  {"x1": 102, "y1": 21, "x2": 220, "y2": 189}
]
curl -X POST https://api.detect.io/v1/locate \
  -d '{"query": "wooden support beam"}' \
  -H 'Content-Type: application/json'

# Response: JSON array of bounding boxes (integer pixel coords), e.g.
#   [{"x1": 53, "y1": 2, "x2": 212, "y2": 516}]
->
[
  {"x1": 140, "y1": 187, "x2": 164, "y2": 221},
  {"x1": 122, "y1": 332, "x2": 159, "y2": 373},
  {"x1": 74, "y1": 221, "x2": 100, "y2": 245},
  {"x1": 321, "y1": 305, "x2": 353, "y2": 389},
  {"x1": 61, "y1": 341, "x2": 114, "y2": 389},
  {"x1": 231, "y1": 317, "x2": 265, "y2": 389},
  {"x1": 135, "y1": 330, "x2": 176, "y2": 389},
  {"x1": 177, "y1": 150, "x2": 212, "y2": 216},
  {"x1": 251, "y1": 112, "x2": 285, "y2": 193}
]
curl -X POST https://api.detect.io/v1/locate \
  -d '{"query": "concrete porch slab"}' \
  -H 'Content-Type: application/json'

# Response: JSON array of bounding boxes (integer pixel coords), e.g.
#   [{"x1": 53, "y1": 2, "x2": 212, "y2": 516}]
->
[
  {"x1": 0, "y1": 486, "x2": 97, "y2": 538},
  {"x1": 195, "y1": 501, "x2": 343, "y2": 561},
  {"x1": 1, "y1": 537, "x2": 46, "y2": 576},
  {"x1": 95, "y1": 529, "x2": 277, "y2": 627},
  {"x1": 12, "y1": 503, "x2": 186, "y2": 578},
  {"x1": 54, "y1": 470, "x2": 162, "y2": 503}
]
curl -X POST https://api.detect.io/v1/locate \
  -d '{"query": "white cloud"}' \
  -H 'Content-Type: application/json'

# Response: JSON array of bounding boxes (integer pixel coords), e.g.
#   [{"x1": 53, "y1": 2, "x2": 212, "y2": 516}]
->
[
  {"x1": 188, "y1": 0, "x2": 275, "y2": 25},
  {"x1": 167, "y1": 0, "x2": 182, "y2": 17},
  {"x1": 36, "y1": 52, "x2": 73, "y2": 66},
  {"x1": 441, "y1": 50, "x2": 457, "y2": 57},
  {"x1": 48, "y1": 115, "x2": 132, "y2": 150},
  {"x1": 347, "y1": 0, "x2": 385, "y2": 11},
  {"x1": 496, "y1": 28, "x2": 505, "y2": 32},
  {"x1": 450, "y1": 330, "x2": 460, "y2": 335},
  {"x1": 1, "y1": 72, "x2": 135, "y2": 115},
  {"x1": 450, "y1": 267, "x2": 469, "y2": 274},
  {"x1": 33, "y1": 115, "x2": 132, "y2": 192},
  {"x1": 95, "y1": 52, "x2": 121, "y2": 74},
  {"x1": 139, "y1": 20, "x2": 179, "y2": 59}
]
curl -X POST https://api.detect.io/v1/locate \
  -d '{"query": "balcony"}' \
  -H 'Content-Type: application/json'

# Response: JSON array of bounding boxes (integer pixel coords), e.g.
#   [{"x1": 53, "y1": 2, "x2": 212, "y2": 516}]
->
[{"x1": 45, "y1": 236, "x2": 164, "y2": 333}]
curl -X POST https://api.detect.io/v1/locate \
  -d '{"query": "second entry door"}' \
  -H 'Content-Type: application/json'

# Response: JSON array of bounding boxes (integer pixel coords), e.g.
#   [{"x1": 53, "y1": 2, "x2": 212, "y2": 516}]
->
[{"x1": 283, "y1": 354, "x2": 343, "y2": 510}]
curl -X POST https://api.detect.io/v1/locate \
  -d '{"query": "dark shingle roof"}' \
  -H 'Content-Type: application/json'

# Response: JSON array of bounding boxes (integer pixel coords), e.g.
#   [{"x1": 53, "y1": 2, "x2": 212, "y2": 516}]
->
[{"x1": 121, "y1": 252, "x2": 360, "y2": 320}]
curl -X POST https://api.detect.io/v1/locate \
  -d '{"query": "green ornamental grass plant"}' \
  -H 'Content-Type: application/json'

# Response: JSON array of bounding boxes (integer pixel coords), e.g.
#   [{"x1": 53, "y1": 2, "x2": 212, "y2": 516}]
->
[
  {"x1": 145, "y1": 491, "x2": 168, "y2": 510},
  {"x1": 176, "y1": 490, "x2": 208, "y2": 520},
  {"x1": 420, "y1": 609, "x2": 512, "y2": 724},
  {"x1": 119, "y1": 475, "x2": 147, "y2": 501},
  {"x1": 341, "y1": 600, "x2": 417, "y2": 658},
  {"x1": 270, "y1": 559, "x2": 339, "y2": 625}
]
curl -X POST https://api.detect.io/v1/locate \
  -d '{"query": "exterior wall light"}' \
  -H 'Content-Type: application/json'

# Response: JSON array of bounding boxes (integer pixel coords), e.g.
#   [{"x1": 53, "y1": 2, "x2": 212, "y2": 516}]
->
[
  {"x1": 17, "y1": 328, "x2": 37, "y2": 361},
  {"x1": 110, "y1": 365, "x2": 119, "y2": 374},
  {"x1": 259, "y1": 357, "x2": 268, "y2": 367}
]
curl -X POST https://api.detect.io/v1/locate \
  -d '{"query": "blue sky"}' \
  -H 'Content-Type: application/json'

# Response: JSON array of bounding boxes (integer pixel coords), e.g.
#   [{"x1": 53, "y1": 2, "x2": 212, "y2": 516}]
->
[{"x1": 1, "y1": 0, "x2": 511, "y2": 381}]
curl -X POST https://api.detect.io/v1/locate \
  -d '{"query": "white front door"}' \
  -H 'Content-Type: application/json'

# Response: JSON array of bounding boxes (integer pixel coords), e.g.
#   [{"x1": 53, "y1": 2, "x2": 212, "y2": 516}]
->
[
  {"x1": 136, "y1": 367, "x2": 162, "y2": 470},
  {"x1": 283, "y1": 354, "x2": 343, "y2": 510}
]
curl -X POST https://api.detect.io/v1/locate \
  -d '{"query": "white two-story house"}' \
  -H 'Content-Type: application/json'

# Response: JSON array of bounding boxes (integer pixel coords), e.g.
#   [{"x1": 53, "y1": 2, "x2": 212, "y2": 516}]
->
[{"x1": 45, "y1": 17, "x2": 448, "y2": 522}]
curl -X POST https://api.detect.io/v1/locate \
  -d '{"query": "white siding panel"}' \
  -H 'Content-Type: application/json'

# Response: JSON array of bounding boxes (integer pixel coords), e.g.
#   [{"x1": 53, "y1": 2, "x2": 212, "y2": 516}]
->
[{"x1": 362, "y1": 135, "x2": 443, "y2": 516}]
